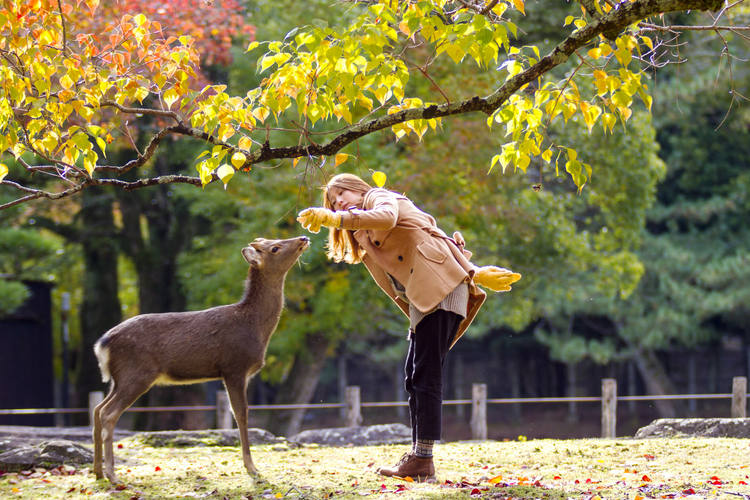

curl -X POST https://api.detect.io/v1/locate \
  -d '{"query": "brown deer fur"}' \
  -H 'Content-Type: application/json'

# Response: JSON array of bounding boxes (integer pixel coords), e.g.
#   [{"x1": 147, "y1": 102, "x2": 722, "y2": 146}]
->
[{"x1": 92, "y1": 236, "x2": 310, "y2": 483}]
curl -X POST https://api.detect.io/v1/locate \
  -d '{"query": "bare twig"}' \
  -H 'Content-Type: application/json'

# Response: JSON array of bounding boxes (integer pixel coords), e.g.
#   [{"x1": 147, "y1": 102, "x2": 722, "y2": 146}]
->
[
  {"x1": 101, "y1": 101, "x2": 182, "y2": 121},
  {"x1": 56, "y1": 0, "x2": 67, "y2": 53}
]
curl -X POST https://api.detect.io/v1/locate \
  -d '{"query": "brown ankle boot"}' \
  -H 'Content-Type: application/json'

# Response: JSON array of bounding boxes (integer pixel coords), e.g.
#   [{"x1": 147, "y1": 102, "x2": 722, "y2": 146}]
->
[{"x1": 377, "y1": 452, "x2": 435, "y2": 481}]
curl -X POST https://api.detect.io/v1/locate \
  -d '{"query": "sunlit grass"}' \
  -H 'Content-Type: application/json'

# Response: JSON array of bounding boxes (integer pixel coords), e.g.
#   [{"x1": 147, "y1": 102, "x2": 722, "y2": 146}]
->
[{"x1": 1, "y1": 437, "x2": 749, "y2": 498}]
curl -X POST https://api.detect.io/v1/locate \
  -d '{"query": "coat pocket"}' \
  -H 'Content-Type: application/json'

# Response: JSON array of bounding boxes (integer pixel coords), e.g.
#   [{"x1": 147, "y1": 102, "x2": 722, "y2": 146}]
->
[{"x1": 417, "y1": 240, "x2": 447, "y2": 264}]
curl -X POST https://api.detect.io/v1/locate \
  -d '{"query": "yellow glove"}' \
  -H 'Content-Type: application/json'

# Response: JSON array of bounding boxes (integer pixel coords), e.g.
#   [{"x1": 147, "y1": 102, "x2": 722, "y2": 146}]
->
[
  {"x1": 473, "y1": 265, "x2": 522, "y2": 292},
  {"x1": 296, "y1": 207, "x2": 341, "y2": 234}
]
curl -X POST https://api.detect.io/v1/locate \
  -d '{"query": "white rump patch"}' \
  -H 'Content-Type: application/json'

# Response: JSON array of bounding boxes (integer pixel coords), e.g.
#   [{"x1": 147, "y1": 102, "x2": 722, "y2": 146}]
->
[{"x1": 94, "y1": 342, "x2": 111, "y2": 383}]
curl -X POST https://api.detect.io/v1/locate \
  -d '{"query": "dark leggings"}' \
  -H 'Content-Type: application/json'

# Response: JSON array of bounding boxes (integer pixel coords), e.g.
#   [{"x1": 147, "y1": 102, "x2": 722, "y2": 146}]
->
[{"x1": 404, "y1": 309, "x2": 462, "y2": 442}]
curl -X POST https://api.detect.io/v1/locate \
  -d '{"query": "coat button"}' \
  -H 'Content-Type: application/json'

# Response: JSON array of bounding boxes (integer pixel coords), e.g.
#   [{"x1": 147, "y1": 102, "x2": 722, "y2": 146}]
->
[
  {"x1": 410, "y1": 268, "x2": 413, "y2": 274},
  {"x1": 374, "y1": 240, "x2": 380, "y2": 246},
  {"x1": 398, "y1": 255, "x2": 403, "y2": 261}
]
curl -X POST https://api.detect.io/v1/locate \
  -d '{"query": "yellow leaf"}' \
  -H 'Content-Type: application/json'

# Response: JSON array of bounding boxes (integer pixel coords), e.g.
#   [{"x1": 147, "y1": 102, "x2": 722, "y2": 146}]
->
[
  {"x1": 252, "y1": 107, "x2": 270, "y2": 123},
  {"x1": 246, "y1": 41, "x2": 260, "y2": 53},
  {"x1": 602, "y1": 113, "x2": 616, "y2": 133},
  {"x1": 238, "y1": 137, "x2": 253, "y2": 150},
  {"x1": 231, "y1": 152, "x2": 246, "y2": 168},
  {"x1": 489, "y1": 474, "x2": 504, "y2": 484},
  {"x1": 562, "y1": 101, "x2": 577, "y2": 121},
  {"x1": 216, "y1": 163, "x2": 235, "y2": 188},
  {"x1": 372, "y1": 170, "x2": 386, "y2": 187},
  {"x1": 541, "y1": 149, "x2": 553, "y2": 162},
  {"x1": 83, "y1": 154, "x2": 96, "y2": 176},
  {"x1": 0, "y1": 163, "x2": 7, "y2": 182},
  {"x1": 398, "y1": 20, "x2": 411, "y2": 37},
  {"x1": 163, "y1": 88, "x2": 179, "y2": 110},
  {"x1": 445, "y1": 44, "x2": 464, "y2": 64},
  {"x1": 293, "y1": 157, "x2": 300, "y2": 167},
  {"x1": 197, "y1": 161, "x2": 212, "y2": 186},
  {"x1": 587, "y1": 48, "x2": 602, "y2": 59},
  {"x1": 512, "y1": 0, "x2": 525, "y2": 15},
  {"x1": 640, "y1": 36, "x2": 654, "y2": 51},
  {"x1": 59, "y1": 74, "x2": 74, "y2": 90},
  {"x1": 334, "y1": 153, "x2": 350, "y2": 167}
]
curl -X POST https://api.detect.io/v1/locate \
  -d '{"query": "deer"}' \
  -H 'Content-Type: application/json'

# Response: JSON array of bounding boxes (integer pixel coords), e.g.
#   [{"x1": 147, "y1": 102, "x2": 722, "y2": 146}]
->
[{"x1": 92, "y1": 236, "x2": 310, "y2": 484}]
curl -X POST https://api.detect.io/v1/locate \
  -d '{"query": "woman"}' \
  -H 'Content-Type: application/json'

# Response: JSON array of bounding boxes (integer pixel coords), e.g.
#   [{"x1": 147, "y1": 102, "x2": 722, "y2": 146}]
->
[{"x1": 297, "y1": 173, "x2": 520, "y2": 481}]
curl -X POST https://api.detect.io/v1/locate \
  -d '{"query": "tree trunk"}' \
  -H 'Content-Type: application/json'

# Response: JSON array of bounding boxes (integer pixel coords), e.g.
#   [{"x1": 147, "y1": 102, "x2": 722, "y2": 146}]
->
[
  {"x1": 76, "y1": 187, "x2": 122, "y2": 414},
  {"x1": 629, "y1": 345, "x2": 682, "y2": 417},
  {"x1": 266, "y1": 331, "x2": 333, "y2": 437},
  {"x1": 116, "y1": 156, "x2": 198, "y2": 429}
]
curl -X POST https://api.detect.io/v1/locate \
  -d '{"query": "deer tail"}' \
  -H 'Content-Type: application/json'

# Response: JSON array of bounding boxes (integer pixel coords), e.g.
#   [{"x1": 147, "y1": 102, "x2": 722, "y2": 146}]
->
[{"x1": 93, "y1": 339, "x2": 111, "y2": 383}]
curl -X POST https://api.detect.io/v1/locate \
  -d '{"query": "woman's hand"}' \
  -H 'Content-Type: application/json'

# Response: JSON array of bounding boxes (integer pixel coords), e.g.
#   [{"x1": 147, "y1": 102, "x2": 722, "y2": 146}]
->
[
  {"x1": 296, "y1": 207, "x2": 341, "y2": 233},
  {"x1": 473, "y1": 266, "x2": 522, "y2": 292}
]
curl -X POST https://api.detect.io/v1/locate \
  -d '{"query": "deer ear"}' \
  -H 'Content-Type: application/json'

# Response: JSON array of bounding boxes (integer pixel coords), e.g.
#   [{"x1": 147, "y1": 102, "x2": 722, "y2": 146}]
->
[{"x1": 241, "y1": 246, "x2": 263, "y2": 268}]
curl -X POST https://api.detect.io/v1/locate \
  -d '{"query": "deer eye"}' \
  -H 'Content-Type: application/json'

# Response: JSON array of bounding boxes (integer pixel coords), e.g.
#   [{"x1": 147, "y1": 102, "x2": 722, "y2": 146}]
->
[{"x1": 271, "y1": 246, "x2": 280, "y2": 253}]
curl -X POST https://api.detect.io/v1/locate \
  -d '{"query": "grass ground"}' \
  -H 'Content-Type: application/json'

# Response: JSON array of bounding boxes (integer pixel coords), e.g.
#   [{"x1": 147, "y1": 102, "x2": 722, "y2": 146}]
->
[{"x1": 1, "y1": 436, "x2": 749, "y2": 499}]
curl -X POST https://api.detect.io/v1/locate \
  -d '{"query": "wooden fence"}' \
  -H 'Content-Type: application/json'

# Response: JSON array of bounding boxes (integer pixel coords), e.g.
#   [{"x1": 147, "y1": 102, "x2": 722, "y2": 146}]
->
[{"x1": 1, "y1": 377, "x2": 746, "y2": 439}]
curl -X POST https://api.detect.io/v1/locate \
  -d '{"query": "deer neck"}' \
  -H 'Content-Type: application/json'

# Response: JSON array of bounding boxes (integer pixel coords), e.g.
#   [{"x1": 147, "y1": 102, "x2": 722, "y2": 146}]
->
[{"x1": 240, "y1": 267, "x2": 287, "y2": 340}]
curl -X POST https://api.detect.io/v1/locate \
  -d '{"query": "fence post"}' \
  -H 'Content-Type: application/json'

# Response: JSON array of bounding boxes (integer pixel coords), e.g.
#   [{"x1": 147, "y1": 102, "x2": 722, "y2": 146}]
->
[
  {"x1": 345, "y1": 386, "x2": 362, "y2": 427},
  {"x1": 88, "y1": 391, "x2": 103, "y2": 427},
  {"x1": 601, "y1": 379, "x2": 617, "y2": 438},
  {"x1": 216, "y1": 390, "x2": 233, "y2": 429},
  {"x1": 732, "y1": 376, "x2": 747, "y2": 418},
  {"x1": 470, "y1": 383, "x2": 487, "y2": 440}
]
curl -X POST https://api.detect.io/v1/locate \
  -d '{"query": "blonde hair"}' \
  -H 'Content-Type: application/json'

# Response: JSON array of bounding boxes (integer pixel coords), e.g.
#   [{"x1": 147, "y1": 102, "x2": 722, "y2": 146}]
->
[{"x1": 323, "y1": 173, "x2": 372, "y2": 264}]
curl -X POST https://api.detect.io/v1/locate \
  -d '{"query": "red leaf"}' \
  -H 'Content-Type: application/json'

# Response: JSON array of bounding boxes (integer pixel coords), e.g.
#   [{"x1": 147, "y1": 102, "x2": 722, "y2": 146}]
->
[
  {"x1": 154, "y1": 466, "x2": 161, "y2": 471},
  {"x1": 470, "y1": 488, "x2": 481, "y2": 496},
  {"x1": 553, "y1": 476, "x2": 561, "y2": 480},
  {"x1": 643, "y1": 454, "x2": 655, "y2": 460},
  {"x1": 641, "y1": 475, "x2": 651, "y2": 482},
  {"x1": 115, "y1": 484, "x2": 127, "y2": 491},
  {"x1": 66, "y1": 488, "x2": 76, "y2": 493},
  {"x1": 739, "y1": 481, "x2": 748, "y2": 485},
  {"x1": 710, "y1": 476, "x2": 721, "y2": 480},
  {"x1": 117, "y1": 444, "x2": 123, "y2": 449},
  {"x1": 682, "y1": 488, "x2": 696, "y2": 494},
  {"x1": 574, "y1": 479, "x2": 580, "y2": 484}
]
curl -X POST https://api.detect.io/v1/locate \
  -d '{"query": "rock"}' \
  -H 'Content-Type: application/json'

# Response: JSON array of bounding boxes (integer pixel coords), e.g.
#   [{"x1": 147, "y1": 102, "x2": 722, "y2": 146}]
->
[
  {"x1": 135, "y1": 428, "x2": 279, "y2": 447},
  {"x1": 635, "y1": 418, "x2": 750, "y2": 438},
  {"x1": 0, "y1": 425, "x2": 133, "y2": 443},
  {"x1": 290, "y1": 423, "x2": 411, "y2": 446},
  {"x1": 0, "y1": 439, "x2": 93, "y2": 472}
]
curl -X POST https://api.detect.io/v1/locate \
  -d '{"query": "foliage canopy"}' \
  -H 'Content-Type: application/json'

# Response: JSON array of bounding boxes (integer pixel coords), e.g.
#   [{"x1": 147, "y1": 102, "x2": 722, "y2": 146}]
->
[{"x1": 0, "y1": 0, "x2": 742, "y2": 208}]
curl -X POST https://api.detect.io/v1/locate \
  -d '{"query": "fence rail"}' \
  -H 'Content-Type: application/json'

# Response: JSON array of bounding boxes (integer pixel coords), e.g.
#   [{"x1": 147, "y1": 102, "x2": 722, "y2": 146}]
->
[{"x1": 1, "y1": 377, "x2": 746, "y2": 439}]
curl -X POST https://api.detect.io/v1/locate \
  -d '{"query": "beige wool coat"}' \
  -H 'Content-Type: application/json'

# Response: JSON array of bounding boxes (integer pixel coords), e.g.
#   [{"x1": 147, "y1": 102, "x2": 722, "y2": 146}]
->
[{"x1": 338, "y1": 188, "x2": 486, "y2": 348}]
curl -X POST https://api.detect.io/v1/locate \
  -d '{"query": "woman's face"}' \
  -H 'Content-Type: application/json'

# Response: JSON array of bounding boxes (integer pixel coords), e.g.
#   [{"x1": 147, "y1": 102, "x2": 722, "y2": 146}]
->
[{"x1": 329, "y1": 186, "x2": 363, "y2": 211}]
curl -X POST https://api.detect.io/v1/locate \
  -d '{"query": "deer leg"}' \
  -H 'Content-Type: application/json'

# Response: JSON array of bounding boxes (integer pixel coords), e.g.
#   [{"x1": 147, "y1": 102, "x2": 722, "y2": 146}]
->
[
  {"x1": 93, "y1": 386, "x2": 117, "y2": 479},
  {"x1": 223, "y1": 376, "x2": 257, "y2": 476},
  {"x1": 99, "y1": 380, "x2": 153, "y2": 483}
]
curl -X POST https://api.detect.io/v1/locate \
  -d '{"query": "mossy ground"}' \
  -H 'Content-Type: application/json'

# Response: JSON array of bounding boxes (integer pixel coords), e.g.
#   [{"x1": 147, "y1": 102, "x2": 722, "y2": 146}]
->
[{"x1": 1, "y1": 437, "x2": 749, "y2": 499}]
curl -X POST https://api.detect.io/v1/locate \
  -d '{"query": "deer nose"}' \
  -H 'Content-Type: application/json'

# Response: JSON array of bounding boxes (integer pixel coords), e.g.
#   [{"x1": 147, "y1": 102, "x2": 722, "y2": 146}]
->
[{"x1": 300, "y1": 236, "x2": 310, "y2": 243}]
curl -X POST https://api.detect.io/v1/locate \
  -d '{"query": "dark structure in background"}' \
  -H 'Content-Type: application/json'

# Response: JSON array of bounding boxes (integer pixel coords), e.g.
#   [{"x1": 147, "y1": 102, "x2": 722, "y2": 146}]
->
[{"x1": 0, "y1": 280, "x2": 54, "y2": 425}]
